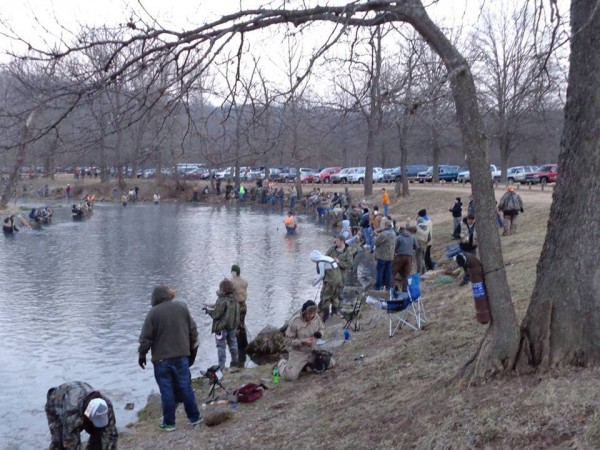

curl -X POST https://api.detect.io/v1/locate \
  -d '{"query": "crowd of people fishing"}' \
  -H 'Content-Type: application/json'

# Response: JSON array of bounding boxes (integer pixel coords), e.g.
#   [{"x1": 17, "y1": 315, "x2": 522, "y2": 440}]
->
[{"x1": 1, "y1": 177, "x2": 527, "y2": 447}]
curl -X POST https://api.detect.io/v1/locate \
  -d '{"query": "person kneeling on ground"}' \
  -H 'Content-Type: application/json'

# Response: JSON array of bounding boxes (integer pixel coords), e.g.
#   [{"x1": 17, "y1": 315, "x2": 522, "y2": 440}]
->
[
  {"x1": 277, "y1": 300, "x2": 335, "y2": 381},
  {"x1": 45, "y1": 381, "x2": 118, "y2": 449}
]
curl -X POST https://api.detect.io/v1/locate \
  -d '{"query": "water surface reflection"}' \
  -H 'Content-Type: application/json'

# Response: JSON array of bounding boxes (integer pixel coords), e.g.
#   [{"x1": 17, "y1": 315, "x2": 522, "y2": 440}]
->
[{"x1": 0, "y1": 202, "x2": 329, "y2": 448}]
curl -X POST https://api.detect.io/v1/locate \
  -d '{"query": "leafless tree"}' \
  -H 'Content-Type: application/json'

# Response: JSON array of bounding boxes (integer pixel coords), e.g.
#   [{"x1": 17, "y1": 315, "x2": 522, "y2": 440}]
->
[
  {"x1": 11, "y1": 0, "x2": 593, "y2": 382},
  {"x1": 473, "y1": 0, "x2": 564, "y2": 179}
]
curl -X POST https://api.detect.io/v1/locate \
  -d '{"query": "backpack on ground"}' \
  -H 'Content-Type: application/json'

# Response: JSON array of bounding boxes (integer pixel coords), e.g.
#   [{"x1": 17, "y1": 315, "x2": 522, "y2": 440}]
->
[
  {"x1": 232, "y1": 383, "x2": 267, "y2": 403},
  {"x1": 310, "y1": 350, "x2": 333, "y2": 374}
]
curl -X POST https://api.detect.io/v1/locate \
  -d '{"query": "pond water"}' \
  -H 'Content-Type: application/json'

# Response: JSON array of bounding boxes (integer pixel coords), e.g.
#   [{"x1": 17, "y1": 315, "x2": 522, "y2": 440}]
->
[{"x1": 0, "y1": 201, "x2": 331, "y2": 449}]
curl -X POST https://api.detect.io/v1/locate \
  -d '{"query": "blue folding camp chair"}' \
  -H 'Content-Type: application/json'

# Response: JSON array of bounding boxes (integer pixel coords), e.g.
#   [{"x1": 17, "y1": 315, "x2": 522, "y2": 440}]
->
[{"x1": 366, "y1": 274, "x2": 426, "y2": 337}]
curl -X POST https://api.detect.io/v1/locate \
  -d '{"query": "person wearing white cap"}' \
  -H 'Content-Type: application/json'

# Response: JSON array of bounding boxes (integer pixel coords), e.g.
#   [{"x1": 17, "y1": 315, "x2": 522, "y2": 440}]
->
[{"x1": 45, "y1": 381, "x2": 117, "y2": 449}]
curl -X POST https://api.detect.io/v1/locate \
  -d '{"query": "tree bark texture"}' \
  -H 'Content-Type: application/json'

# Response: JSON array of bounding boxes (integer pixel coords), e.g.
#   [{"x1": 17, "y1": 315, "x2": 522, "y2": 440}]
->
[{"x1": 518, "y1": 0, "x2": 600, "y2": 368}]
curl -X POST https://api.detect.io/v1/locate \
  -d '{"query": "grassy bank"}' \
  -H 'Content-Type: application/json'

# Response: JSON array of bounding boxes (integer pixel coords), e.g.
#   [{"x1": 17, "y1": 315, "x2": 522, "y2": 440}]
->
[{"x1": 110, "y1": 184, "x2": 600, "y2": 449}]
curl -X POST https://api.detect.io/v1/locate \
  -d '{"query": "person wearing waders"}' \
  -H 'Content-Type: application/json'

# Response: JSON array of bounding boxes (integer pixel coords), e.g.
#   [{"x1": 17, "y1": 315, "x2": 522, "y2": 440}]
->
[{"x1": 310, "y1": 249, "x2": 343, "y2": 322}]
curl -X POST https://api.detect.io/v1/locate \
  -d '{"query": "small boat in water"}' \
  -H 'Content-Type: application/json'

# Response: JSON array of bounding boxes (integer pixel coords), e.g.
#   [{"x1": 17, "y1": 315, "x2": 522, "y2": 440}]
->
[
  {"x1": 72, "y1": 200, "x2": 93, "y2": 221},
  {"x1": 3, "y1": 214, "x2": 30, "y2": 234},
  {"x1": 28, "y1": 207, "x2": 53, "y2": 227}
]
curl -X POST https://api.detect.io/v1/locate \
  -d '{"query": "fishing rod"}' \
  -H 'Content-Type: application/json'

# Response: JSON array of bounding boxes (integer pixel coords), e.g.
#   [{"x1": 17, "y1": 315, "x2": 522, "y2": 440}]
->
[{"x1": 205, "y1": 251, "x2": 228, "y2": 278}]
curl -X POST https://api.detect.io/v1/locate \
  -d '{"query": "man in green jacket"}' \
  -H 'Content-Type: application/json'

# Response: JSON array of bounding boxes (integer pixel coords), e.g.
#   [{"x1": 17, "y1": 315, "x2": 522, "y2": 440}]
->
[
  {"x1": 138, "y1": 285, "x2": 201, "y2": 431},
  {"x1": 206, "y1": 279, "x2": 240, "y2": 369}
]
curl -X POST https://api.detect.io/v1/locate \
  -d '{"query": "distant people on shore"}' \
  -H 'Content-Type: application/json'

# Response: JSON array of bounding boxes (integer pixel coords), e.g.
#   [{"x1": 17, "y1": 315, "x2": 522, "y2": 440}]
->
[
  {"x1": 381, "y1": 188, "x2": 390, "y2": 216},
  {"x1": 449, "y1": 197, "x2": 463, "y2": 239},
  {"x1": 498, "y1": 186, "x2": 524, "y2": 236}
]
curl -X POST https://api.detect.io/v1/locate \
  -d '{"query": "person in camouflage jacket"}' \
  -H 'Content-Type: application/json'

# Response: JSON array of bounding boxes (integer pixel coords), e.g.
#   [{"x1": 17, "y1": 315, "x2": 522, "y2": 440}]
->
[
  {"x1": 206, "y1": 278, "x2": 240, "y2": 369},
  {"x1": 45, "y1": 381, "x2": 118, "y2": 450}
]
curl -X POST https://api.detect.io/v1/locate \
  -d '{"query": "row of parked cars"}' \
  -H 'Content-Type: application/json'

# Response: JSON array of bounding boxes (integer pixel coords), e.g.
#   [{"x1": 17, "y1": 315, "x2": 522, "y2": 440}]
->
[
  {"x1": 166, "y1": 162, "x2": 558, "y2": 185},
  {"x1": 456, "y1": 164, "x2": 558, "y2": 184}
]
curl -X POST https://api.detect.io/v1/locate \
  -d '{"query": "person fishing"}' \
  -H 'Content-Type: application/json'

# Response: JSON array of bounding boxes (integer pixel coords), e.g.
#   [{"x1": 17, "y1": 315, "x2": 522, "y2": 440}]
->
[
  {"x1": 283, "y1": 211, "x2": 297, "y2": 235},
  {"x1": 3, "y1": 215, "x2": 20, "y2": 234}
]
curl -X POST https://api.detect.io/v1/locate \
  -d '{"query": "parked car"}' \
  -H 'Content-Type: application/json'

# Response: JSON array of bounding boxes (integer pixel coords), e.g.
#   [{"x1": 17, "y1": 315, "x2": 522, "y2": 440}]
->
[
  {"x1": 504, "y1": 165, "x2": 539, "y2": 183},
  {"x1": 184, "y1": 167, "x2": 209, "y2": 179},
  {"x1": 331, "y1": 167, "x2": 356, "y2": 184},
  {"x1": 214, "y1": 167, "x2": 232, "y2": 179},
  {"x1": 267, "y1": 167, "x2": 285, "y2": 181},
  {"x1": 525, "y1": 164, "x2": 558, "y2": 184},
  {"x1": 318, "y1": 167, "x2": 342, "y2": 183},
  {"x1": 245, "y1": 167, "x2": 265, "y2": 181},
  {"x1": 372, "y1": 167, "x2": 384, "y2": 183},
  {"x1": 382, "y1": 168, "x2": 395, "y2": 183},
  {"x1": 417, "y1": 165, "x2": 460, "y2": 183},
  {"x1": 457, "y1": 164, "x2": 501, "y2": 183},
  {"x1": 384, "y1": 164, "x2": 429, "y2": 182},
  {"x1": 143, "y1": 168, "x2": 156, "y2": 178},
  {"x1": 300, "y1": 169, "x2": 319, "y2": 183}
]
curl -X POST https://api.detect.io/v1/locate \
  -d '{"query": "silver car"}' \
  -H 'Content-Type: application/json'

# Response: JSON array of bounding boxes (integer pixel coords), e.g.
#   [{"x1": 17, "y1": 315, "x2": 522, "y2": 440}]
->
[{"x1": 506, "y1": 165, "x2": 538, "y2": 183}]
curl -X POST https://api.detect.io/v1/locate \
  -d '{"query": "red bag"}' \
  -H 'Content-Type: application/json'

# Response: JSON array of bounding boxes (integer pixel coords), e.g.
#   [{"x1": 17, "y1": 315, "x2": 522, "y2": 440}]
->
[{"x1": 233, "y1": 383, "x2": 267, "y2": 403}]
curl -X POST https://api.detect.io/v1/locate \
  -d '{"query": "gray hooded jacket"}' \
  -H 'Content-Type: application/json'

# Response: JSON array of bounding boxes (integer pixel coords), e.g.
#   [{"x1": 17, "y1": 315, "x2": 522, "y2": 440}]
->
[{"x1": 138, "y1": 286, "x2": 198, "y2": 363}]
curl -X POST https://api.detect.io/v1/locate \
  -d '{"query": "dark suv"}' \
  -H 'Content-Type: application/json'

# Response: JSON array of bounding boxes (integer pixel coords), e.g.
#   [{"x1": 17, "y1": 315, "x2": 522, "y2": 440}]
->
[{"x1": 384, "y1": 165, "x2": 429, "y2": 182}]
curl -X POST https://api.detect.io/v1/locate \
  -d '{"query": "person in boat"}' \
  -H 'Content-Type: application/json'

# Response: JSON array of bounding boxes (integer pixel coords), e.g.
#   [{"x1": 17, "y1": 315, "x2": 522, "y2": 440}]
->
[
  {"x1": 85, "y1": 193, "x2": 95, "y2": 207},
  {"x1": 283, "y1": 211, "x2": 297, "y2": 235},
  {"x1": 3, "y1": 215, "x2": 19, "y2": 233},
  {"x1": 29, "y1": 208, "x2": 40, "y2": 223},
  {"x1": 39, "y1": 207, "x2": 53, "y2": 224},
  {"x1": 72, "y1": 204, "x2": 85, "y2": 220}
]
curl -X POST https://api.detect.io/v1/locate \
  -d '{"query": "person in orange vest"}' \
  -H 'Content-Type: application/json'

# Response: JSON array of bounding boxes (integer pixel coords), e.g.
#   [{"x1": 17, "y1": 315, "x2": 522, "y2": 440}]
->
[
  {"x1": 283, "y1": 211, "x2": 297, "y2": 235},
  {"x1": 381, "y1": 188, "x2": 390, "y2": 216}
]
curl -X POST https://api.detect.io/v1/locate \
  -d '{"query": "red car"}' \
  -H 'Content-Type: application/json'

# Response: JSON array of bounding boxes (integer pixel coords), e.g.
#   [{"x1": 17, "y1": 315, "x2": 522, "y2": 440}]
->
[
  {"x1": 524, "y1": 164, "x2": 558, "y2": 184},
  {"x1": 300, "y1": 171, "x2": 319, "y2": 183},
  {"x1": 318, "y1": 167, "x2": 342, "y2": 183}
]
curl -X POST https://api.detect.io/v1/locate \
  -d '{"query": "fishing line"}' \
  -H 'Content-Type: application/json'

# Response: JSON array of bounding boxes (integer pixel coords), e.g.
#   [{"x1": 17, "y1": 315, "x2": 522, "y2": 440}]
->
[{"x1": 206, "y1": 251, "x2": 227, "y2": 278}]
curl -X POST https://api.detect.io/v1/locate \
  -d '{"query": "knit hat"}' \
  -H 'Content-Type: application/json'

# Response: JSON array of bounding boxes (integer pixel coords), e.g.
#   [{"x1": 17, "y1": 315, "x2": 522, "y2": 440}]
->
[
  {"x1": 455, "y1": 253, "x2": 467, "y2": 269},
  {"x1": 85, "y1": 398, "x2": 109, "y2": 428},
  {"x1": 302, "y1": 300, "x2": 318, "y2": 315},
  {"x1": 231, "y1": 264, "x2": 241, "y2": 276},
  {"x1": 418, "y1": 209, "x2": 427, "y2": 217}
]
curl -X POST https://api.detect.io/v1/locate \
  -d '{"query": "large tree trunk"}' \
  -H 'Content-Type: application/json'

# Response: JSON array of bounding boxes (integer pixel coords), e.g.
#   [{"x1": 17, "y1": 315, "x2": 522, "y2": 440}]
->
[
  {"x1": 517, "y1": 0, "x2": 600, "y2": 369},
  {"x1": 407, "y1": 1, "x2": 520, "y2": 382}
]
